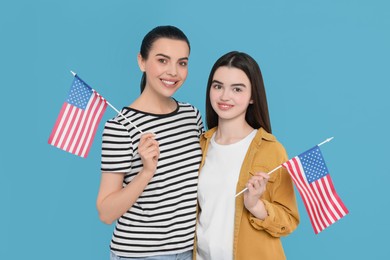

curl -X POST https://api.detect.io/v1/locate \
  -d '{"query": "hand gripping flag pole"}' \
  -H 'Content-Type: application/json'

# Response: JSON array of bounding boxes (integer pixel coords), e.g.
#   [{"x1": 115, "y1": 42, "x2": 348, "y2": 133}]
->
[{"x1": 235, "y1": 137, "x2": 334, "y2": 197}]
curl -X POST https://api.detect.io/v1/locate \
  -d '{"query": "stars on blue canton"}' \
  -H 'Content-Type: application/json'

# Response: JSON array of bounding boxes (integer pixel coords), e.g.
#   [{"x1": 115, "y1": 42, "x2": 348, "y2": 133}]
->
[
  {"x1": 66, "y1": 77, "x2": 93, "y2": 110},
  {"x1": 298, "y1": 146, "x2": 329, "y2": 183}
]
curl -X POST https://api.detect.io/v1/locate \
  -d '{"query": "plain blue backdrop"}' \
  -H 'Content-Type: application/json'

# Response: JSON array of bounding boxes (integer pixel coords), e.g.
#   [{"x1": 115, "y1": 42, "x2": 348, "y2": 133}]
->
[{"x1": 1, "y1": 0, "x2": 389, "y2": 259}]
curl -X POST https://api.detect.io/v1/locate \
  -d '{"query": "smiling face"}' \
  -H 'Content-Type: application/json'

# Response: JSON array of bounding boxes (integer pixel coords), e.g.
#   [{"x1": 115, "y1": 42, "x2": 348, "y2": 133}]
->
[
  {"x1": 209, "y1": 66, "x2": 253, "y2": 125},
  {"x1": 138, "y1": 38, "x2": 189, "y2": 98}
]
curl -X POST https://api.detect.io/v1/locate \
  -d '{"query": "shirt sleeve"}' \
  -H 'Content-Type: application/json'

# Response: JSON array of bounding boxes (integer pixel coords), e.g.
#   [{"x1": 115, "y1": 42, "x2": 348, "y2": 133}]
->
[
  {"x1": 194, "y1": 106, "x2": 205, "y2": 137},
  {"x1": 100, "y1": 119, "x2": 133, "y2": 173}
]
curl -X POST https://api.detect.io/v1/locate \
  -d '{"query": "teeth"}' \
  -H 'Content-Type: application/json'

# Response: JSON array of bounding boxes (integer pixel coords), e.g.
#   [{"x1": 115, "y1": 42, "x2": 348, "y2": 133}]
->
[
  {"x1": 219, "y1": 104, "x2": 232, "y2": 109},
  {"x1": 162, "y1": 80, "x2": 175, "y2": 85},
  {"x1": 219, "y1": 104, "x2": 231, "y2": 108}
]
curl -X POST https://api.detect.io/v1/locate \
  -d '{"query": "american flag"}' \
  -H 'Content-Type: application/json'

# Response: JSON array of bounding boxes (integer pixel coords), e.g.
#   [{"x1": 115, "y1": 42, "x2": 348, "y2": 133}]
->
[
  {"x1": 48, "y1": 76, "x2": 107, "y2": 158},
  {"x1": 282, "y1": 146, "x2": 348, "y2": 234}
]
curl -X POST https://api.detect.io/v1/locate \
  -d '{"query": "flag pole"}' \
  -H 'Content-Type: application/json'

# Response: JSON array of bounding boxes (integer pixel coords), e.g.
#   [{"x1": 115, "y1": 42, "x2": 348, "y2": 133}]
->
[
  {"x1": 105, "y1": 101, "x2": 144, "y2": 134},
  {"x1": 235, "y1": 137, "x2": 334, "y2": 198},
  {"x1": 70, "y1": 71, "x2": 144, "y2": 134}
]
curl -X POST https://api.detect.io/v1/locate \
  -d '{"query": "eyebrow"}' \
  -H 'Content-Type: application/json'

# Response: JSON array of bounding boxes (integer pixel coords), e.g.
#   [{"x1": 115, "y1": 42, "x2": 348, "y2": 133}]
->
[
  {"x1": 155, "y1": 53, "x2": 188, "y2": 61},
  {"x1": 212, "y1": 79, "x2": 247, "y2": 87}
]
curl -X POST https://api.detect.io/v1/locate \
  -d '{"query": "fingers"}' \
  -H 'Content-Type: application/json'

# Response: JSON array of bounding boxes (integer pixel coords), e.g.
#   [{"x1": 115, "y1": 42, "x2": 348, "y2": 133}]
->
[
  {"x1": 253, "y1": 171, "x2": 270, "y2": 180},
  {"x1": 138, "y1": 133, "x2": 160, "y2": 175},
  {"x1": 246, "y1": 172, "x2": 269, "y2": 194},
  {"x1": 249, "y1": 172, "x2": 269, "y2": 185},
  {"x1": 139, "y1": 133, "x2": 156, "y2": 146},
  {"x1": 139, "y1": 133, "x2": 159, "y2": 160},
  {"x1": 139, "y1": 133, "x2": 158, "y2": 149}
]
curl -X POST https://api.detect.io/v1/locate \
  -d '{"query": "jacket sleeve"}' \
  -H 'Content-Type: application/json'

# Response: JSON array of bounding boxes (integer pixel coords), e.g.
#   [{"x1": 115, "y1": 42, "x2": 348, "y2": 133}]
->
[{"x1": 247, "y1": 145, "x2": 300, "y2": 237}]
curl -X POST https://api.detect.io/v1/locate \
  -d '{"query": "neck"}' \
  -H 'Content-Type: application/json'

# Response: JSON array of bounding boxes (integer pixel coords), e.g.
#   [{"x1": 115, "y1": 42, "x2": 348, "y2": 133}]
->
[
  {"x1": 214, "y1": 119, "x2": 254, "y2": 145},
  {"x1": 130, "y1": 89, "x2": 176, "y2": 114}
]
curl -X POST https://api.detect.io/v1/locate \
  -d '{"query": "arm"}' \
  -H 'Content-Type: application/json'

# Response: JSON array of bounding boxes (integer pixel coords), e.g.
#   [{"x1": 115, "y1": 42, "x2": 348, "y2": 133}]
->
[
  {"x1": 96, "y1": 133, "x2": 159, "y2": 224},
  {"x1": 246, "y1": 167, "x2": 300, "y2": 237},
  {"x1": 244, "y1": 141, "x2": 300, "y2": 237}
]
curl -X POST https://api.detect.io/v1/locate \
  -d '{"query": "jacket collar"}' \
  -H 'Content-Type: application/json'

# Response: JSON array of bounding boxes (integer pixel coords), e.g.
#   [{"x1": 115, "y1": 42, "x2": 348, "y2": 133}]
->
[{"x1": 203, "y1": 127, "x2": 275, "y2": 145}]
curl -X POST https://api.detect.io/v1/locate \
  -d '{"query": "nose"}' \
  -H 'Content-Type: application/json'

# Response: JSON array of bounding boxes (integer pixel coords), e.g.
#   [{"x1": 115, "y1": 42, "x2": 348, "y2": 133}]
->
[
  {"x1": 220, "y1": 89, "x2": 230, "y2": 101},
  {"x1": 167, "y1": 64, "x2": 177, "y2": 77}
]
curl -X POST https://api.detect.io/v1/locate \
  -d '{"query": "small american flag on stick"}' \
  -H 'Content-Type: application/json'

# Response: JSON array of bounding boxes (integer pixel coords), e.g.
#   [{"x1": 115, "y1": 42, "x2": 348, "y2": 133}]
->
[
  {"x1": 282, "y1": 145, "x2": 349, "y2": 234},
  {"x1": 48, "y1": 75, "x2": 107, "y2": 158}
]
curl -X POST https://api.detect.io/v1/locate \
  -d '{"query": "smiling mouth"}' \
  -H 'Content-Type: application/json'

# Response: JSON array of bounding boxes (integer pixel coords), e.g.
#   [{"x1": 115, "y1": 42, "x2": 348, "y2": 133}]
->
[
  {"x1": 161, "y1": 79, "x2": 178, "y2": 87},
  {"x1": 218, "y1": 103, "x2": 234, "y2": 110}
]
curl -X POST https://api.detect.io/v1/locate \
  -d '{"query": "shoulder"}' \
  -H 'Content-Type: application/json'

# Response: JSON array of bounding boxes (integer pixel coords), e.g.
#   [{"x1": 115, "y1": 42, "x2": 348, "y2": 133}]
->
[
  {"x1": 104, "y1": 118, "x2": 125, "y2": 130},
  {"x1": 200, "y1": 127, "x2": 216, "y2": 147},
  {"x1": 253, "y1": 128, "x2": 288, "y2": 161},
  {"x1": 103, "y1": 108, "x2": 132, "y2": 133},
  {"x1": 177, "y1": 101, "x2": 200, "y2": 113}
]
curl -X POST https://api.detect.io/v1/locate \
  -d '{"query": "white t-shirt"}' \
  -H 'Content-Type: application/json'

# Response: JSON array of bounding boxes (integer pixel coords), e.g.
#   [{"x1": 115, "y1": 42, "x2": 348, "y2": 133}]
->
[{"x1": 196, "y1": 130, "x2": 257, "y2": 260}]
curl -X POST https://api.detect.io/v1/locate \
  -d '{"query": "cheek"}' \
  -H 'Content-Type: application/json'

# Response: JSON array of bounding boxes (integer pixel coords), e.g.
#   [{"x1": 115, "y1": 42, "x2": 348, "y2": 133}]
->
[
  {"x1": 180, "y1": 67, "x2": 188, "y2": 79},
  {"x1": 236, "y1": 94, "x2": 252, "y2": 106},
  {"x1": 209, "y1": 89, "x2": 218, "y2": 101},
  {"x1": 144, "y1": 63, "x2": 156, "y2": 75},
  {"x1": 210, "y1": 96, "x2": 219, "y2": 111},
  {"x1": 145, "y1": 61, "x2": 164, "y2": 75}
]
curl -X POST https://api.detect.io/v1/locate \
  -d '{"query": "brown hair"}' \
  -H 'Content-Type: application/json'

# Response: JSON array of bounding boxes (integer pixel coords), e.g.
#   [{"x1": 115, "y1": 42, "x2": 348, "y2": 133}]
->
[{"x1": 205, "y1": 51, "x2": 272, "y2": 133}]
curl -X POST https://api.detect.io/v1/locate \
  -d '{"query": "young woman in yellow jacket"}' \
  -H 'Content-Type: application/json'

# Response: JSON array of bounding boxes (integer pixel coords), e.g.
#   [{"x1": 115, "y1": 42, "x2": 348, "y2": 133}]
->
[{"x1": 196, "y1": 51, "x2": 300, "y2": 260}]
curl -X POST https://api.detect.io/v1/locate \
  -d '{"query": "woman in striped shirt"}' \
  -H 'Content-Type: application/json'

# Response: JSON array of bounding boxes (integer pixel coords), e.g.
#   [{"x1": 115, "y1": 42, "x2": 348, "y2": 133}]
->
[{"x1": 96, "y1": 25, "x2": 204, "y2": 260}]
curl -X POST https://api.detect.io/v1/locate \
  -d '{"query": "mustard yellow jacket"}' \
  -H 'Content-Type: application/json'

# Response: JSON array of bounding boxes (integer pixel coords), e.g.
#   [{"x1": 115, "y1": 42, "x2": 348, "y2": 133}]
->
[{"x1": 196, "y1": 127, "x2": 300, "y2": 260}]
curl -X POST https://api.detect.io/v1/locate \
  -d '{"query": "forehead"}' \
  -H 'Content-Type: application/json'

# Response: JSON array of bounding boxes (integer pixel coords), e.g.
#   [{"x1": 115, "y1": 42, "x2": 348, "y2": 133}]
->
[
  {"x1": 213, "y1": 66, "x2": 250, "y2": 84},
  {"x1": 149, "y1": 38, "x2": 190, "y2": 58}
]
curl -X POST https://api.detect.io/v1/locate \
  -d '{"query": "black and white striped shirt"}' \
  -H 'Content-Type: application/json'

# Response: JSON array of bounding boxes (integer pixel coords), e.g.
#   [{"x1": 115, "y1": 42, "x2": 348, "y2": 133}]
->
[{"x1": 101, "y1": 101, "x2": 204, "y2": 257}]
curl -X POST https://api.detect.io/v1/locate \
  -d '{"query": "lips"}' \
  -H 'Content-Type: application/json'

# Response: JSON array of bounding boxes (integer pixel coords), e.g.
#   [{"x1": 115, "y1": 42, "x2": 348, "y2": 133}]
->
[
  {"x1": 217, "y1": 102, "x2": 234, "y2": 110},
  {"x1": 161, "y1": 79, "x2": 178, "y2": 87}
]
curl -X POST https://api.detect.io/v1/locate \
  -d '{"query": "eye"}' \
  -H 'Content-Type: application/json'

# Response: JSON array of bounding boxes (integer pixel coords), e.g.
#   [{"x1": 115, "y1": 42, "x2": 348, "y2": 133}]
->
[
  {"x1": 179, "y1": 61, "x2": 188, "y2": 67},
  {"x1": 158, "y1": 59, "x2": 167, "y2": 64},
  {"x1": 233, "y1": 87, "x2": 243, "y2": 92},
  {"x1": 212, "y1": 84, "x2": 222, "y2": 90}
]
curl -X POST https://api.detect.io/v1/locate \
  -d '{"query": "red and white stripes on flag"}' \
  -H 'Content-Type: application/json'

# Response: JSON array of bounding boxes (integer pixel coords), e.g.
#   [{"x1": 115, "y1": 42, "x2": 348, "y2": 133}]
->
[
  {"x1": 48, "y1": 76, "x2": 107, "y2": 158},
  {"x1": 282, "y1": 146, "x2": 348, "y2": 234}
]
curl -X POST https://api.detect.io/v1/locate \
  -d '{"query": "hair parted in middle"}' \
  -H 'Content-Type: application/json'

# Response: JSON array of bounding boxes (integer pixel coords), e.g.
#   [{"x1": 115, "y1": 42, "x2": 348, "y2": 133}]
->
[{"x1": 205, "y1": 51, "x2": 272, "y2": 133}]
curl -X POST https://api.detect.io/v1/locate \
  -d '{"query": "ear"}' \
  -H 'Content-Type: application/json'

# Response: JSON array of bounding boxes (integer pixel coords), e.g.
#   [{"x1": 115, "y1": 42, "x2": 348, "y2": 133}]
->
[
  {"x1": 249, "y1": 99, "x2": 254, "y2": 104},
  {"x1": 137, "y1": 53, "x2": 146, "y2": 72}
]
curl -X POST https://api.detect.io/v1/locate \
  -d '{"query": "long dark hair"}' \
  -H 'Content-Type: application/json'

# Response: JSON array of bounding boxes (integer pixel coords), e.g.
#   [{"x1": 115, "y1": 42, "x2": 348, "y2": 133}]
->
[
  {"x1": 205, "y1": 51, "x2": 272, "y2": 133},
  {"x1": 139, "y1": 25, "x2": 190, "y2": 93}
]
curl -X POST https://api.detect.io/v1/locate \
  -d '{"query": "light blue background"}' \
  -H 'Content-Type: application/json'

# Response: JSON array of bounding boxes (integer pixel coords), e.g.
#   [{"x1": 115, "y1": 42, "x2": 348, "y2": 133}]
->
[{"x1": 1, "y1": 0, "x2": 389, "y2": 259}]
